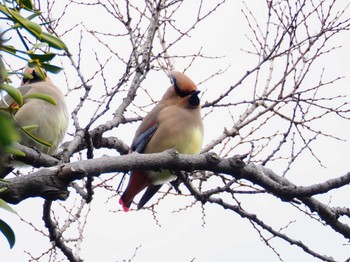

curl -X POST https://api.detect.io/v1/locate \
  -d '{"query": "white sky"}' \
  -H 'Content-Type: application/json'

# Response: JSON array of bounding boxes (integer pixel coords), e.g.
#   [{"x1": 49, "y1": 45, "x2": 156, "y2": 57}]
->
[{"x1": 1, "y1": 1, "x2": 350, "y2": 261}]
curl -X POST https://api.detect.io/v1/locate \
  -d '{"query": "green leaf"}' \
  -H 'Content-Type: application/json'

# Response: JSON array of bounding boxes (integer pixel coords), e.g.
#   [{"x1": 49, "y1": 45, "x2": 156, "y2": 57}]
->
[
  {"x1": 23, "y1": 93, "x2": 57, "y2": 105},
  {"x1": 22, "y1": 124, "x2": 38, "y2": 132},
  {"x1": 32, "y1": 42, "x2": 49, "y2": 50},
  {"x1": 4, "y1": 146, "x2": 26, "y2": 157},
  {"x1": 0, "y1": 219, "x2": 15, "y2": 249},
  {"x1": 0, "y1": 45, "x2": 17, "y2": 55},
  {"x1": 40, "y1": 32, "x2": 68, "y2": 51},
  {"x1": 18, "y1": 0, "x2": 34, "y2": 11},
  {"x1": 6, "y1": 7, "x2": 42, "y2": 39},
  {"x1": 26, "y1": 11, "x2": 41, "y2": 21},
  {"x1": 0, "y1": 178, "x2": 10, "y2": 183},
  {"x1": 0, "y1": 56, "x2": 8, "y2": 83},
  {"x1": 41, "y1": 63, "x2": 62, "y2": 74},
  {"x1": 0, "y1": 112, "x2": 19, "y2": 146},
  {"x1": 27, "y1": 52, "x2": 56, "y2": 62},
  {"x1": 35, "y1": 66, "x2": 46, "y2": 80},
  {"x1": 27, "y1": 59, "x2": 39, "y2": 68},
  {"x1": 20, "y1": 71, "x2": 32, "y2": 80},
  {"x1": 0, "y1": 84, "x2": 23, "y2": 106},
  {"x1": 0, "y1": 199, "x2": 15, "y2": 214},
  {"x1": 18, "y1": 125, "x2": 52, "y2": 148},
  {"x1": 0, "y1": 5, "x2": 11, "y2": 17}
]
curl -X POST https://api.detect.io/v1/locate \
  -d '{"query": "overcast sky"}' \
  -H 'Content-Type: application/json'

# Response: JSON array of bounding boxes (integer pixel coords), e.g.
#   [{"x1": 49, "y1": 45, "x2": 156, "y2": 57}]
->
[{"x1": 1, "y1": 1, "x2": 350, "y2": 261}]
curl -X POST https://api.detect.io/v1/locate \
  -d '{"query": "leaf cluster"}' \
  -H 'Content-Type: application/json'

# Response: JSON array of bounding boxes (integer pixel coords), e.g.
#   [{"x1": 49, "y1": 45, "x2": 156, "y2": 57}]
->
[{"x1": 0, "y1": 0, "x2": 68, "y2": 250}]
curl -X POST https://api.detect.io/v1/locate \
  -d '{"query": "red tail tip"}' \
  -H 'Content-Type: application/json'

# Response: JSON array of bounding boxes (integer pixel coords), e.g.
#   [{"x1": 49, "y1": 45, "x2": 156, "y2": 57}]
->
[{"x1": 119, "y1": 198, "x2": 130, "y2": 212}]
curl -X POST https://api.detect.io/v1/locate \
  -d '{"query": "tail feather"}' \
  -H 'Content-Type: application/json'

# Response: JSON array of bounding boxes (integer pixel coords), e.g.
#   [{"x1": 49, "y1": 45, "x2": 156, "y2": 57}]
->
[
  {"x1": 137, "y1": 184, "x2": 162, "y2": 210},
  {"x1": 119, "y1": 171, "x2": 150, "y2": 212},
  {"x1": 119, "y1": 197, "x2": 131, "y2": 212}
]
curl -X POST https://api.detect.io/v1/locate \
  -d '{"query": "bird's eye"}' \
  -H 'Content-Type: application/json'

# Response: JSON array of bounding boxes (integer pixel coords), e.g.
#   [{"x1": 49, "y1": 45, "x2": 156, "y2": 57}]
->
[{"x1": 174, "y1": 85, "x2": 188, "y2": 98}]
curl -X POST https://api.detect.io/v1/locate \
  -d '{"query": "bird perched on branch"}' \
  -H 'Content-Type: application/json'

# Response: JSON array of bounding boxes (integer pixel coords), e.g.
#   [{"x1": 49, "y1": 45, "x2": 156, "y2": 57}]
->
[
  {"x1": 0, "y1": 66, "x2": 68, "y2": 177},
  {"x1": 119, "y1": 71, "x2": 203, "y2": 211}
]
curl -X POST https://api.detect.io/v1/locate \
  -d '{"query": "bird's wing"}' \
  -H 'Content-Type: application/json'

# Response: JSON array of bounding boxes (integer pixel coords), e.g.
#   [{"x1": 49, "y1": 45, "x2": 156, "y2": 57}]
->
[{"x1": 131, "y1": 122, "x2": 159, "y2": 153}]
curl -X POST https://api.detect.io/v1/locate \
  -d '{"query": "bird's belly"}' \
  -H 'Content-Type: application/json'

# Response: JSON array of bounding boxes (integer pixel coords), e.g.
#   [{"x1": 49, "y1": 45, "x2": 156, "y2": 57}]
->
[
  {"x1": 148, "y1": 169, "x2": 176, "y2": 185},
  {"x1": 147, "y1": 127, "x2": 203, "y2": 184},
  {"x1": 180, "y1": 127, "x2": 203, "y2": 154},
  {"x1": 157, "y1": 127, "x2": 203, "y2": 154},
  {"x1": 18, "y1": 101, "x2": 68, "y2": 154}
]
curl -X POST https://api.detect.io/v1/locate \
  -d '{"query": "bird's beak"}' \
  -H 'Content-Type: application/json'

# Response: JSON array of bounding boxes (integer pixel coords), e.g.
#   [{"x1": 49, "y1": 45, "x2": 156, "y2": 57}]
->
[{"x1": 191, "y1": 90, "x2": 200, "y2": 97}]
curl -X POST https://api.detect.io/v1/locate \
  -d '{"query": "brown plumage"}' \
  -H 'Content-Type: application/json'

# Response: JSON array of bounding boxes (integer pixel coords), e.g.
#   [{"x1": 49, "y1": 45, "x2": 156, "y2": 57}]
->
[
  {"x1": 119, "y1": 71, "x2": 203, "y2": 211},
  {"x1": 0, "y1": 67, "x2": 68, "y2": 177}
]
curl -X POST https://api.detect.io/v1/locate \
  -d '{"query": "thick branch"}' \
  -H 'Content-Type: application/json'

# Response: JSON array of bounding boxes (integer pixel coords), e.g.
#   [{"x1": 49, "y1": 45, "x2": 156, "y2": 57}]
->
[
  {"x1": 1, "y1": 150, "x2": 349, "y2": 203},
  {"x1": 5, "y1": 143, "x2": 61, "y2": 168},
  {"x1": 2, "y1": 150, "x2": 350, "y2": 240}
]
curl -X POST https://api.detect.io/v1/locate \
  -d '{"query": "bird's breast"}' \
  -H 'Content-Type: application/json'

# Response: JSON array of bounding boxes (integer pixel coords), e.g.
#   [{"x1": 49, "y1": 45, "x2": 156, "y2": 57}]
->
[{"x1": 145, "y1": 106, "x2": 203, "y2": 184}]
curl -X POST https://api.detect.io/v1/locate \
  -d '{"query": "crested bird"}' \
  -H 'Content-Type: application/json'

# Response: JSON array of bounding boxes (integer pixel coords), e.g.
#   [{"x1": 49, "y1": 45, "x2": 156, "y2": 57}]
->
[
  {"x1": 0, "y1": 67, "x2": 69, "y2": 177},
  {"x1": 119, "y1": 71, "x2": 203, "y2": 211}
]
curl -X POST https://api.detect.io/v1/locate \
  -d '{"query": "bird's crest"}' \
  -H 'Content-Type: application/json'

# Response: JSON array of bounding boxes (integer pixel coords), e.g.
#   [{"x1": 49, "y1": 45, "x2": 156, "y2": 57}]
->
[{"x1": 167, "y1": 71, "x2": 197, "y2": 97}]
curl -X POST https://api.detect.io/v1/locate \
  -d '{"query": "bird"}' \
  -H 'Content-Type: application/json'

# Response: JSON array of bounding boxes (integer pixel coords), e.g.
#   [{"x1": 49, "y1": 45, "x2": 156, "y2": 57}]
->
[
  {"x1": 0, "y1": 66, "x2": 69, "y2": 177},
  {"x1": 119, "y1": 71, "x2": 203, "y2": 211}
]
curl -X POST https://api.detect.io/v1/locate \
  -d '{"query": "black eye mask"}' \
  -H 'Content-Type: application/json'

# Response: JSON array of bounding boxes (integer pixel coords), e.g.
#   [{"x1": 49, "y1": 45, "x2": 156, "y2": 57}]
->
[
  {"x1": 22, "y1": 70, "x2": 46, "y2": 84},
  {"x1": 170, "y1": 76, "x2": 190, "y2": 98}
]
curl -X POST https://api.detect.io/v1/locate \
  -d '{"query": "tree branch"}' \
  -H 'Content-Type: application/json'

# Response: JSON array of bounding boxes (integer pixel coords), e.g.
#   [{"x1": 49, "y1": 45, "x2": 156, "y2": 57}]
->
[
  {"x1": 43, "y1": 200, "x2": 83, "y2": 262},
  {"x1": 2, "y1": 149, "x2": 350, "y2": 241}
]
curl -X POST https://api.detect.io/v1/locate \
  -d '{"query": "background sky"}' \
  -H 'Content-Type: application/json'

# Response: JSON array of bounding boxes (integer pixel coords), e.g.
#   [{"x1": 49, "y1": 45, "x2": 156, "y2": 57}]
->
[{"x1": 1, "y1": 1, "x2": 350, "y2": 261}]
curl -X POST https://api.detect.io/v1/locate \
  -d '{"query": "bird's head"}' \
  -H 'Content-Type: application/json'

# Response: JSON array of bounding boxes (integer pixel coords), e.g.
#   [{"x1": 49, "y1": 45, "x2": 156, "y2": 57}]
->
[
  {"x1": 21, "y1": 67, "x2": 51, "y2": 85},
  {"x1": 166, "y1": 71, "x2": 201, "y2": 108}
]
